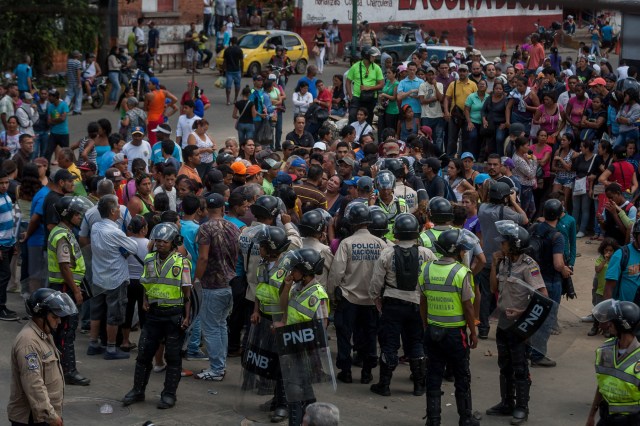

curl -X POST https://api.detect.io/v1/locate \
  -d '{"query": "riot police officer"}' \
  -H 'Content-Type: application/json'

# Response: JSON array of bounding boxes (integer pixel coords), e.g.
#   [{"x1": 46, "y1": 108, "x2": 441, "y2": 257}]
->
[
  {"x1": 328, "y1": 203, "x2": 385, "y2": 385},
  {"x1": 279, "y1": 248, "x2": 330, "y2": 426},
  {"x1": 419, "y1": 197, "x2": 453, "y2": 250},
  {"x1": 369, "y1": 213, "x2": 436, "y2": 397},
  {"x1": 47, "y1": 195, "x2": 93, "y2": 386},
  {"x1": 299, "y1": 209, "x2": 334, "y2": 289},
  {"x1": 368, "y1": 207, "x2": 392, "y2": 245},
  {"x1": 123, "y1": 223, "x2": 192, "y2": 409},
  {"x1": 385, "y1": 158, "x2": 419, "y2": 213},
  {"x1": 8, "y1": 289, "x2": 77, "y2": 426},
  {"x1": 251, "y1": 225, "x2": 291, "y2": 422},
  {"x1": 587, "y1": 300, "x2": 640, "y2": 426},
  {"x1": 488, "y1": 221, "x2": 548, "y2": 425},
  {"x1": 419, "y1": 229, "x2": 480, "y2": 426},
  {"x1": 373, "y1": 170, "x2": 408, "y2": 241}
]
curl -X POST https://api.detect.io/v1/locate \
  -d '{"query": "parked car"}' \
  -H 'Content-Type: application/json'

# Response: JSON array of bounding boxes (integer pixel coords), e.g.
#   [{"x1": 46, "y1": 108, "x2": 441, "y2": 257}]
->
[
  {"x1": 404, "y1": 45, "x2": 490, "y2": 66},
  {"x1": 344, "y1": 30, "x2": 417, "y2": 62},
  {"x1": 215, "y1": 30, "x2": 309, "y2": 76}
]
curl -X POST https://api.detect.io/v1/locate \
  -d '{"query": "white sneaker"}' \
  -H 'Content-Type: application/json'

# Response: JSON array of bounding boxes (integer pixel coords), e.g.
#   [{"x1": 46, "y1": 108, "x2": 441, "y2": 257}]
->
[
  {"x1": 581, "y1": 314, "x2": 595, "y2": 323},
  {"x1": 195, "y1": 369, "x2": 224, "y2": 381},
  {"x1": 153, "y1": 364, "x2": 166, "y2": 373},
  {"x1": 87, "y1": 96, "x2": 92, "y2": 104},
  {"x1": 576, "y1": 231, "x2": 585, "y2": 238}
]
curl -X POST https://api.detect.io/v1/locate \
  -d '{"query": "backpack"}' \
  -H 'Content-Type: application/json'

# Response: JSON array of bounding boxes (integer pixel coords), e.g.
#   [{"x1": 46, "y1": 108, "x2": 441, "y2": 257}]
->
[
  {"x1": 393, "y1": 245, "x2": 420, "y2": 292},
  {"x1": 443, "y1": 179, "x2": 458, "y2": 203},
  {"x1": 528, "y1": 223, "x2": 560, "y2": 268}
]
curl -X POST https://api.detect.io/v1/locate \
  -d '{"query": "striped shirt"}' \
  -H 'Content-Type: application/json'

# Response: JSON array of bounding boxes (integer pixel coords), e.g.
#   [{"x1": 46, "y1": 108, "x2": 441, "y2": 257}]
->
[
  {"x1": 0, "y1": 192, "x2": 15, "y2": 247},
  {"x1": 293, "y1": 181, "x2": 327, "y2": 213}
]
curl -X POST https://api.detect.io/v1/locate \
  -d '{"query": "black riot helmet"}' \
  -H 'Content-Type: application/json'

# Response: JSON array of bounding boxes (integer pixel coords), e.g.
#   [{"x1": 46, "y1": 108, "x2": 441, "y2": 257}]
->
[
  {"x1": 255, "y1": 226, "x2": 291, "y2": 254},
  {"x1": 26, "y1": 288, "x2": 78, "y2": 318},
  {"x1": 290, "y1": 248, "x2": 324, "y2": 276},
  {"x1": 435, "y1": 228, "x2": 478, "y2": 258},
  {"x1": 428, "y1": 197, "x2": 453, "y2": 224},
  {"x1": 55, "y1": 196, "x2": 93, "y2": 222},
  {"x1": 543, "y1": 199, "x2": 563, "y2": 221},
  {"x1": 299, "y1": 210, "x2": 326, "y2": 237},
  {"x1": 250, "y1": 195, "x2": 281, "y2": 220},
  {"x1": 488, "y1": 182, "x2": 512, "y2": 203},
  {"x1": 495, "y1": 220, "x2": 530, "y2": 254},
  {"x1": 593, "y1": 299, "x2": 640, "y2": 334},
  {"x1": 368, "y1": 208, "x2": 390, "y2": 238},
  {"x1": 393, "y1": 213, "x2": 420, "y2": 241},
  {"x1": 384, "y1": 158, "x2": 405, "y2": 179},
  {"x1": 345, "y1": 203, "x2": 372, "y2": 226}
]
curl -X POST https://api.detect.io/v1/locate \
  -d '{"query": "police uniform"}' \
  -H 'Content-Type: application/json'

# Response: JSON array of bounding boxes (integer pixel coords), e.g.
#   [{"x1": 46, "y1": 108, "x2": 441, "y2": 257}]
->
[
  {"x1": 419, "y1": 256, "x2": 477, "y2": 425},
  {"x1": 328, "y1": 228, "x2": 385, "y2": 380},
  {"x1": 132, "y1": 250, "x2": 192, "y2": 404},
  {"x1": 419, "y1": 226, "x2": 447, "y2": 253},
  {"x1": 492, "y1": 254, "x2": 545, "y2": 418},
  {"x1": 394, "y1": 181, "x2": 418, "y2": 213},
  {"x1": 47, "y1": 222, "x2": 85, "y2": 377},
  {"x1": 370, "y1": 241, "x2": 436, "y2": 395},
  {"x1": 375, "y1": 196, "x2": 408, "y2": 241},
  {"x1": 301, "y1": 237, "x2": 334, "y2": 290},
  {"x1": 8, "y1": 321, "x2": 64, "y2": 425},
  {"x1": 594, "y1": 337, "x2": 640, "y2": 424}
]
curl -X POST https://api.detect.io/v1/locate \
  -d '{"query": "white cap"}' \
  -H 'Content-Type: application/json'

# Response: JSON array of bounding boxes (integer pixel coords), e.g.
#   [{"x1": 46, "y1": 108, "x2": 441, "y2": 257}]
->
[
  {"x1": 313, "y1": 142, "x2": 327, "y2": 151},
  {"x1": 449, "y1": 62, "x2": 457, "y2": 69},
  {"x1": 268, "y1": 73, "x2": 277, "y2": 81}
]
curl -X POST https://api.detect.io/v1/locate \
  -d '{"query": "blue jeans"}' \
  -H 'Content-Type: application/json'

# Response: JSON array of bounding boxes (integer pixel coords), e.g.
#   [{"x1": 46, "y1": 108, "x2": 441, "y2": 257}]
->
[
  {"x1": 108, "y1": 71, "x2": 121, "y2": 103},
  {"x1": 614, "y1": 128, "x2": 639, "y2": 148},
  {"x1": 421, "y1": 116, "x2": 445, "y2": 152},
  {"x1": 572, "y1": 193, "x2": 592, "y2": 234},
  {"x1": 494, "y1": 127, "x2": 508, "y2": 157},
  {"x1": 201, "y1": 287, "x2": 233, "y2": 375},
  {"x1": 34, "y1": 130, "x2": 48, "y2": 158},
  {"x1": 64, "y1": 85, "x2": 83, "y2": 113},
  {"x1": 530, "y1": 278, "x2": 562, "y2": 361},
  {"x1": 225, "y1": 71, "x2": 241, "y2": 90},
  {"x1": 186, "y1": 317, "x2": 202, "y2": 355},
  {"x1": 461, "y1": 122, "x2": 481, "y2": 159},
  {"x1": 237, "y1": 122, "x2": 255, "y2": 145}
]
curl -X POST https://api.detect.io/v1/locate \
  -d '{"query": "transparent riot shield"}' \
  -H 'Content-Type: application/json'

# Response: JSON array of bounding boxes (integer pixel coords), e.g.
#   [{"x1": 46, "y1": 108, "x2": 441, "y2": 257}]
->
[
  {"x1": 276, "y1": 319, "x2": 336, "y2": 404},
  {"x1": 234, "y1": 318, "x2": 281, "y2": 422},
  {"x1": 494, "y1": 277, "x2": 579, "y2": 360}
]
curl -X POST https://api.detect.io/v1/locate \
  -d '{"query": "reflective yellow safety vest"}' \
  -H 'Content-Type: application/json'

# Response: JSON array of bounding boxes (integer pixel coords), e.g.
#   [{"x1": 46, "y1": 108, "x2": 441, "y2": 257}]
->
[
  {"x1": 418, "y1": 260, "x2": 469, "y2": 328},
  {"x1": 595, "y1": 338, "x2": 640, "y2": 415},
  {"x1": 376, "y1": 197, "x2": 408, "y2": 241},
  {"x1": 418, "y1": 228, "x2": 444, "y2": 257},
  {"x1": 256, "y1": 262, "x2": 286, "y2": 316},
  {"x1": 286, "y1": 282, "x2": 329, "y2": 325},
  {"x1": 141, "y1": 251, "x2": 189, "y2": 307},
  {"x1": 47, "y1": 224, "x2": 86, "y2": 286}
]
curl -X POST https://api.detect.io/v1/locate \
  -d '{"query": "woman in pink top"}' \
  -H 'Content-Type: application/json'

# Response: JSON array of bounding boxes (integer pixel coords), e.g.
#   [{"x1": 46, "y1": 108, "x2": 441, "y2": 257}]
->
[
  {"x1": 533, "y1": 92, "x2": 565, "y2": 144},
  {"x1": 565, "y1": 83, "x2": 591, "y2": 144},
  {"x1": 530, "y1": 128, "x2": 553, "y2": 216}
]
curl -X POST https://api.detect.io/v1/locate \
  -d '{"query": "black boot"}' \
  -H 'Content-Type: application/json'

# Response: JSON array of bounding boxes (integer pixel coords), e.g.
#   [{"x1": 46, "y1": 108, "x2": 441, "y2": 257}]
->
[
  {"x1": 288, "y1": 401, "x2": 304, "y2": 426},
  {"x1": 456, "y1": 391, "x2": 480, "y2": 426},
  {"x1": 511, "y1": 380, "x2": 530, "y2": 425},
  {"x1": 122, "y1": 363, "x2": 152, "y2": 406},
  {"x1": 158, "y1": 365, "x2": 181, "y2": 409},
  {"x1": 370, "y1": 360, "x2": 393, "y2": 396},
  {"x1": 361, "y1": 366, "x2": 374, "y2": 384},
  {"x1": 425, "y1": 390, "x2": 442, "y2": 426},
  {"x1": 271, "y1": 377, "x2": 288, "y2": 422},
  {"x1": 409, "y1": 358, "x2": 426, "y2": 396},
  {"x1": 486, "y1": 375, "x2": 515, "y2": 416}
]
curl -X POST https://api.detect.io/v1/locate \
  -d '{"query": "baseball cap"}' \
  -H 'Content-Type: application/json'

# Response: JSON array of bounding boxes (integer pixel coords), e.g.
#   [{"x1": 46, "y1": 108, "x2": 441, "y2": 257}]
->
[
  {"x1": 397, "y1": 64, "x2": 407, "y2": 72},
  {"x1": 78, "y1": 162, "x2": 97, "y2": 172},
  {"x1": 205, "y1": 193, "x2": 225, "y2": 209},
  {"x1": 217, "y1": 153, "x2": 234, "y2": 165},
  {"x1": 149, "y1": 77, "x2": 160, "y2": 86},
  {"x1": 384, "y1": 141, "x2": 400, "y2": 156},
  {"x1": 275, "y1": 171, "x2": 293, "y2": 185},
  {"x1": 105, "y1": 168, "x2": 124, "y2": 182},
  {"x1": 263, "y1": 158, "x2": 283, "y2": 170},
  {"x1": 151, "y1": 123, "x2": 172, "y2": 134},
  {"x1": 458, "y1": 64, "x2": 469, "y2": 71},
  {"x1": 253, "y1": 75, "x2": 264, "y2": 81},
  {"x1": 419, "y1": 126, "x2": 432, "y2": 137},
  {"x1": 291, "y1": 158, "x2": 308, "y2": 168},
  {"x1": 268, "y1": 73, "x2": 277, "y2": 81},
  {"x1": 587, "y1": 54, "x2": 596, "y2": 63},
  {"x1": 247, "y1": 165, "x2": 262, "y2": 176},
  {"x1": 231, "y1": 161, "x2": 247, "y2": 175},
  {"x1": 132, "y1": 126, "x2": 145, "y2": 135},
  {"x1": 493, "y1": 57, "x2": 501, "y2": 63},
  {"x1": 472, "y1": 49, "x2": 481, "y2": 56},
  {"x1": 509, "y1": 122, "x2": 525, "y2": 136},
  {"x1": 460, "y1": 152, "x2": 475, "y2": 161},
  {"x1": 419, "y1": 157, "x2": 441, "y2": 171},
  {"x1": 604, "y1": 73, "x2": 617, "y2": 82},
  {"x1": 344, "y1": 177, "x2": 360, "y2": 186},
  {"x1": 112, "y1": 153, "x2": 127, "y2": 165},
  {"x1": 514, "y1": 63, "x2": 524, "y2": 70},
  {"x1": 282, "y1": 140, "x2": 295, "y2": 150},
  {"x1": 449, "y1": 62, "x2": 457, "y2": 69},
  {"x1": 357, "y1": 176, "x2": 374, "y2": 192},
  {"x1": 589, "y1": 77, "x2": 607, "y2": 86},
  {"x1": 425, "y1": 67, "x2": 436, "y2": 74},
  {"x1": 369, "y1": 47, "x2": 381, "y2": 57},
  {"x1": 501, "y1": 157, "x2": 515, "y2": 170},
  {"x1": 53, "y1": 169, "x2": 75, "y2": 182},
  {"x1": 474, "y1": 173, "x2": 490, "y2": 185},
  {"x1": 337, "y1": 157, "x2": 355, "y2": 167},
  {"x1": 23, "y1": 92, "x2": 33, "y2": 101},
  {"x1": 313, "y1": 142, "x2": 327, "y2": 151}
]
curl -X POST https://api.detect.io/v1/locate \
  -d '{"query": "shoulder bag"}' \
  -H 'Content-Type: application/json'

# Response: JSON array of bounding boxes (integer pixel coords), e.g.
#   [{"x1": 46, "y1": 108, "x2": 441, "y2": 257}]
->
[
  {"x1": 573, "y1": 154, "x2": 596, "y2": 196},
  {"x1": 358, "y1": 62, "x2": 377, "y2": 103},
  {"x1": 450, "y1": 80, "x2": 465, "y2": 126},
  {"x1": 234, "y1": 100, "x2": 251, "y2": 130}
]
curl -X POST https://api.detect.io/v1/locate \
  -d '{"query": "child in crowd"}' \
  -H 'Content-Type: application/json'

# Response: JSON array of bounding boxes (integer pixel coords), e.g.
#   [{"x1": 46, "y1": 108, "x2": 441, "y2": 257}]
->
[
  {"x1": 589, "y1": 238, "x2": 620, "y2": 336},
  {"x1": 154, "y1": 165, "x2": 178, "y2": 211}
]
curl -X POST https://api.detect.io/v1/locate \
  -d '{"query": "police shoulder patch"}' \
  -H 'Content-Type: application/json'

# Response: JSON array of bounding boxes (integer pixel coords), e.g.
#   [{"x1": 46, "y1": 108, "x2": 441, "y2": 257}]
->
[
  {"x1": 635, "y1": 361, "x2": 640, "y2": 374},
  {"x1": 308, "y1": 296, "x2": 318, "y2": 307},
  {"x1": 25, "y1": 353, "x2": 39, "y2": 370},
  {"x1": 529, "y1": 266, "x2": 540, "y2": 277},
  {"x1": 172, "y1": 266, "x2": 181, "y2": 277},
  {"x1": 276, "y1": 268, "x2": 285, "y2": 279}
]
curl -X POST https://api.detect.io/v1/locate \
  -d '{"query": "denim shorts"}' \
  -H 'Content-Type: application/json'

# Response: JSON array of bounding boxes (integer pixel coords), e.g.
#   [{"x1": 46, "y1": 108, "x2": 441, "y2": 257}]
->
[
  {"x1": 225, "y1": 71, "x2": 241, "y2": 89},
  {"x1": 553, "y1": 176, "x2": 574, "y2": 188}
]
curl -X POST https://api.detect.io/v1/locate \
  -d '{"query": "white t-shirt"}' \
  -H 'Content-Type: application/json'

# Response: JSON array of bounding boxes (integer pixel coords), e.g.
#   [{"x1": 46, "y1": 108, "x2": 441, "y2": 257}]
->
[
  {"x1": 134, "y1": 27, "x2": 145, "y2": 44},
  {"x1": 127, "y1": 236, "x2": 149, "y2": 279},
  {"x1": 225, "y1": 22, "x2": 234, "y2": 36},
  {"x1": 617, "y1": 65, "x2": 629, "y2": 80},
  {"x1": 418, "y1": 81, "x2": 444, "y2": 119},
  {"x1": 190, "y1": 131, "x2": 215, "y2": 164},
  {"x1": 176, "y1": 114, "x2": 201, "y2": 147},
  {"x1": 122, "y1": 140, "x2": 152, "y2": 172},
  {"x1": 203, "y1": 0, "x2": 213, "y2": 14},
  {"x1": 557, "y1": 90, "x2": 575, "y2": 111},
  {"x1": 154, "y1": 185, "x2": 177, "y2": 211}
]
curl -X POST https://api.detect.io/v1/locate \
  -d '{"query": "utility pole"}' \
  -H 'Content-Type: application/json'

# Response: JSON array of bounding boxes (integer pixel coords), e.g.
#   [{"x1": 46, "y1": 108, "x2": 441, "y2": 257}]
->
[{"x1": 350, "y1": 0, "x2": 357, "y2": 59}]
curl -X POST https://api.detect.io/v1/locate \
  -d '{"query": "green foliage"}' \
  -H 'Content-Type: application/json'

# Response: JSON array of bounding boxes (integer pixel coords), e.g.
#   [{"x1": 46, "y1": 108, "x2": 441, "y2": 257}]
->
[{"x1": 0, "y1": 0, "x2": 100, "y2": 73}]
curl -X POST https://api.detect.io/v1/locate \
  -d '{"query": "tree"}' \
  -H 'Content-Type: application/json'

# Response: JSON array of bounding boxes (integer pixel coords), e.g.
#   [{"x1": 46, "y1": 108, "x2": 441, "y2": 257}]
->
[{"x1": 0, "y1": 0, "x2": 101, "y2": 73}]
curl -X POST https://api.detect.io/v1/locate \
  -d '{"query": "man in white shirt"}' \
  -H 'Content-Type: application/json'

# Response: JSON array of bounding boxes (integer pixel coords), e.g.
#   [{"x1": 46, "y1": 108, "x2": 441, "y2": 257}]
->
[
  {"x1": 88, "y1": 195, "x2": 138, "y2": 360},
  {"x1": 557, "y1": 75, "x2": 578, "y2": 110},
  {"x1": 418, "y1": 67, "x2": 445, "y2": 152},
  {"x1": 122, "y1": 127, "x2": 152, "y2": 173},
  {"x1": 176, "y1": 100, "x2": 201, "y2": 147},
  {"x1": 134, "y1": 18, "x2": 145, "y2": 45}
]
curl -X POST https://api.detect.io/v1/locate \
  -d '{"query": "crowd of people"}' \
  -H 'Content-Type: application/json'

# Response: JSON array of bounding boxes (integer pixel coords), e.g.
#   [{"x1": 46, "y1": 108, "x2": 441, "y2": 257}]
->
[{"x1": 3, "y1": 14, "x2": 640, "y2": 426}]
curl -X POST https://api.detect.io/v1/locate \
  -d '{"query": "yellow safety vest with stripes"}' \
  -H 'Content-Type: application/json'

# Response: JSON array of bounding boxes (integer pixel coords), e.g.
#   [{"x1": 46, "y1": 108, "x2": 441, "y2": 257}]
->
[
  {"x1": 418, "y1": 228, "x2": 444, "y2": 258},
  {"x1": 47, "y1": 224, "x2": 86, "y2": 286},
  {"x1": 376, "y1": 197, "x2": 408, "y2": 241},
  {"x1": 256, "y1": 261, "x2": 286, "y2": 316},
  {"x1": 596, "y1": 338, "x2": 640, "y2": 415},
  {"x1": 286, "y1": 282, "x2": 328, "y2": 325},
  {"x1": 418, "y1": 260, "x2": 469, "y2": 328},
  {"x1": 141, "y1": 251, "x2": 189, "y2": 307}
]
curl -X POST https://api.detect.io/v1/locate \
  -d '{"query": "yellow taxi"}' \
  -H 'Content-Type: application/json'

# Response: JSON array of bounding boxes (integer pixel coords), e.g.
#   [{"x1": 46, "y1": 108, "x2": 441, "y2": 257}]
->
[{"x1": 216, "y1": 30, "x2": 309, "y2": 76}]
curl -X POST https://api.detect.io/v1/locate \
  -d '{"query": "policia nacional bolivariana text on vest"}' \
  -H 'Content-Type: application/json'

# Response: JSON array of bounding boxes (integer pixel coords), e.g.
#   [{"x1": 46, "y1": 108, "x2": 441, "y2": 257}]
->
[
  {"x1": 595, "y1": 338, "x2": 640, "y2": 419},
  {"x1": 141, "y1": 252, "x2": 189, "y2": 306}
]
